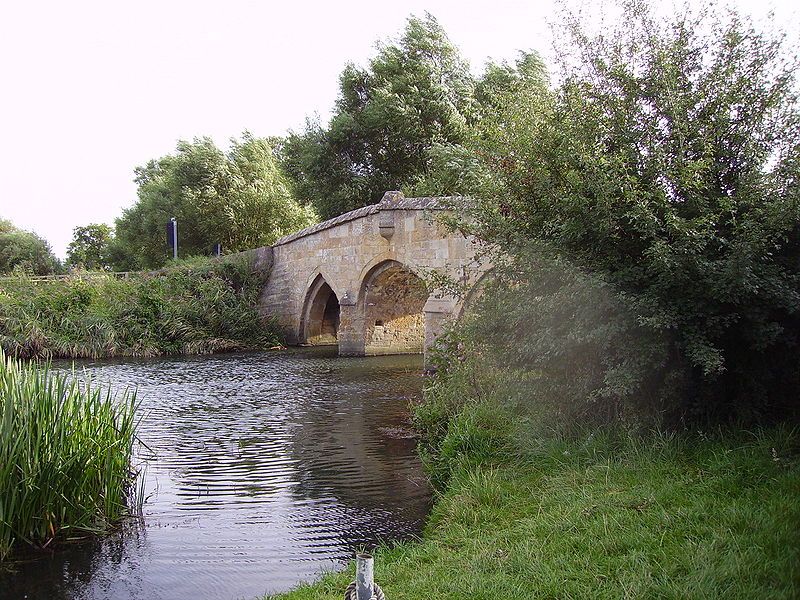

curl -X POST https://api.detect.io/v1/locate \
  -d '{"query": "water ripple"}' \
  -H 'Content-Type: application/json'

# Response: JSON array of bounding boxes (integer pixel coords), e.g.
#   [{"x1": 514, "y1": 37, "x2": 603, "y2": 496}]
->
[{"x1": 1, "y1": 348, "x2": 431, "y2": 600}]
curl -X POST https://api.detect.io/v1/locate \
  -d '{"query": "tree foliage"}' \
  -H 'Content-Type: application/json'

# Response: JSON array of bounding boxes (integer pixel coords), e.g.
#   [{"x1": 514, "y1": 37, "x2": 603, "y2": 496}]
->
[
  {"x1": 0, "y1": 219, "x2": 61, "y2": 275},
  {"x1": 280, "y1": 14, "x2": 477, "y2": 219},
  {"x1": 449, "y1": 0, "x2": 800, "y2": 422},
  {"x1": 113, "y1": 134, "x2": 316, "y2": 270},
  {"x1": 66, "y1": 224, "x2": 114, "y2": 271},
  {"x1": 409, "y1": 50, "x2": 549, "y2": 198}
]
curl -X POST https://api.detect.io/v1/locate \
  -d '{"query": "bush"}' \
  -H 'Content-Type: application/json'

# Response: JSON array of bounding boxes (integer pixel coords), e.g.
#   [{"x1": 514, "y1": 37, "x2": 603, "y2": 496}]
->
[
  {"x1": 0, "y1": 255, "x2": 281, "y2": 359},
  {"x1": 0, "y1": 219, "x2": 61, "y2": 275},
  {"x1": 438, "y1": 0, "x2": 800, "y2": 423}
]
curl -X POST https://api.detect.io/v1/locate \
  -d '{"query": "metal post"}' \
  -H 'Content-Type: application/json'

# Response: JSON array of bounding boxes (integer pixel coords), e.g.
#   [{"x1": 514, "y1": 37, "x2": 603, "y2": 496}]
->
[
  {"x1": 171, "y1": 217, "x2": 178, "y2": 260},
  {"x1": 355, "y1": 554, "x2": 374, "y2": 600}
]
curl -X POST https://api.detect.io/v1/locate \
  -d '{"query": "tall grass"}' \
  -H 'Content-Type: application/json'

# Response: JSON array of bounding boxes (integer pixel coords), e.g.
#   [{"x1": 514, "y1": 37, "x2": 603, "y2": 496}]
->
[
  {"x1": 0, "y1": 350, "x2": 140, "y2": 560},
  {"x1": 268, "y1": 426, "x2": 800, "y2": 600},
  {"x1": 0, "y1": 255, "x2": 281, "y2": 360}
]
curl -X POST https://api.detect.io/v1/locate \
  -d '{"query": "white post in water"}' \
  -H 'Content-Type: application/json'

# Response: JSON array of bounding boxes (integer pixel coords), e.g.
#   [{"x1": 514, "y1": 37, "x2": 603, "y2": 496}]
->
[{"x1": 356, "y1": 553, "x2": 374, "y2": 600}]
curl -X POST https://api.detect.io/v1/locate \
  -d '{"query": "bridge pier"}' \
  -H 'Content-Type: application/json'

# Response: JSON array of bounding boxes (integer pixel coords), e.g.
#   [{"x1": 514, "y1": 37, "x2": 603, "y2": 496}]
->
[
  {"x1": 422, "y1": 297, "x2": 457, "y2": 369},
  {"x1": 337, "y1": 298, "x2": 366, "y2": 356}
]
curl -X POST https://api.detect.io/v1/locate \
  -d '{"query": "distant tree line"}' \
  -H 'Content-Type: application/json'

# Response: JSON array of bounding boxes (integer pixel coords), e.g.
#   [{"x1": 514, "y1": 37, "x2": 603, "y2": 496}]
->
[
  {"x1": 1, "y1": 135, "x2": 317, "y2": 274},
  {"x1": 110, "y1": 134, "x2": 317, "y2": 270}
]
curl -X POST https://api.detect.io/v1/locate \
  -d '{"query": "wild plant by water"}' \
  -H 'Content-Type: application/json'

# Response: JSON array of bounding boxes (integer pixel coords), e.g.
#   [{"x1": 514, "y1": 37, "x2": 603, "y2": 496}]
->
[
  {"x1": 0, "y1": 350, "x2": 140, "y2": 560},
  {"x1": 0, "y1": 255, "x2": 280, "y2": 360}
]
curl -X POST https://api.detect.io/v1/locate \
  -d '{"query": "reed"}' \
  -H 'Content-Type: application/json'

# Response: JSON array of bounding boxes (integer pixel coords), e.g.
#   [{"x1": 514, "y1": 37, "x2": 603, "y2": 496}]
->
[{"x1": 0, "y1": 350, "x2": 140, "y2": 560}]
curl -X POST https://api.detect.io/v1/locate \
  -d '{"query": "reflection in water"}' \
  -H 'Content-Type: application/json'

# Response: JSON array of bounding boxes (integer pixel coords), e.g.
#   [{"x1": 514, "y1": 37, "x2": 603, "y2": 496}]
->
[{"x1": 0, "y1": 348, "x2": 431, "y2": 600}]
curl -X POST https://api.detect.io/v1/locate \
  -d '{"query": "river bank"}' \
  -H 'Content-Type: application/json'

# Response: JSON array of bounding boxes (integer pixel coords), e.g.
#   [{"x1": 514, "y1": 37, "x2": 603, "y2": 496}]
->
[
  {"x1": 0, "y1": 256, "x2": 279, "y2": 360},
  {"x1": 268, "y1": 424, "x2": 799, "y2": 599}
]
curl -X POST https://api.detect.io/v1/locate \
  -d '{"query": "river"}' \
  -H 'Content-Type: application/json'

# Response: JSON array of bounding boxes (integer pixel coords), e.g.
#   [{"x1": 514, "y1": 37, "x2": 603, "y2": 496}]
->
[{"x1": 0, "y1": 348, "x2": 432, "y2": 600}]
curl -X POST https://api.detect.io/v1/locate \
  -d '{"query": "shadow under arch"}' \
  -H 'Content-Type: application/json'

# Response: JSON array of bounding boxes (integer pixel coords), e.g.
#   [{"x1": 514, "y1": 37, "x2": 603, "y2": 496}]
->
[
  {"x1": 358, "y1": 259, "x2": 429, "y2": 355},
  {"x1": 300, "y1": 274, "x2": 340, "y2": 346}
]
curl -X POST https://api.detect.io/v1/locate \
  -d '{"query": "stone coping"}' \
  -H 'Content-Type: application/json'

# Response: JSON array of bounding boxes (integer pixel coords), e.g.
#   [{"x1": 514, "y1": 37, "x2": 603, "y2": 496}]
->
[{"x1": 272, "y1": 193, "x2": 463, "y2": 247}]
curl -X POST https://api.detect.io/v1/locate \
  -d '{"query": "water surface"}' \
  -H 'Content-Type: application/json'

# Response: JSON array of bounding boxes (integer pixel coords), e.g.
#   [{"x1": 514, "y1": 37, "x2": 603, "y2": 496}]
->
[{"x1": 0, "y1": 348, "x2": 431, "y2": 600}]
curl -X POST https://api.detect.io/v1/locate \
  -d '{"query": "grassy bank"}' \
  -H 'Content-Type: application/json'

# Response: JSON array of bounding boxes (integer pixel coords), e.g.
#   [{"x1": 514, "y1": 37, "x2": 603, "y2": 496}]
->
[
  {"x1": 269, "y1": 423, "x2": 799, "y2": 599},
  {"x1": 0, "y1": 351, "x2": 139, "y2": 560},
  {"x1": 0, "y1": 255, "x2": 280, "y2": 359},
  {"x1": 270, "y1": 341, "x2": 799, "y2": 599}
]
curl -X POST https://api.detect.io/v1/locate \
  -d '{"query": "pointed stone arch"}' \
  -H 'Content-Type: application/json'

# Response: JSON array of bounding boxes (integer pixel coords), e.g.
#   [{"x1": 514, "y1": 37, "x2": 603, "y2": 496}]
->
[
  {"x1": 358, "y1": 259, "x2": 429, "y2": 355},
  {"x1": 299, "y1": 274, "x2": 340, "y2": 346},
  {"x1": 454, "y1": 268, "x2": 496, "y2": 319}
]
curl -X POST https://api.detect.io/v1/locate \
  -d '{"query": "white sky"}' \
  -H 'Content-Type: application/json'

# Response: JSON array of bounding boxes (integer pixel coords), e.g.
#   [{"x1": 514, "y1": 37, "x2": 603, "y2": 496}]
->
[{"x1": 0, "y1": 0, "x2": 796, "y2": 258}]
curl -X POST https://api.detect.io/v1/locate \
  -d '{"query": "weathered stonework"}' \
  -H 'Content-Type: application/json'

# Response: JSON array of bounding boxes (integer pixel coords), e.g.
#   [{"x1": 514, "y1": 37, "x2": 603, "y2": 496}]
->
[
  {"x1": 364, "y1": 264, "x2": 428, "y2": 355},
  {"x1": 258, "y1": 192, "x2": 488, "y2": 365}
]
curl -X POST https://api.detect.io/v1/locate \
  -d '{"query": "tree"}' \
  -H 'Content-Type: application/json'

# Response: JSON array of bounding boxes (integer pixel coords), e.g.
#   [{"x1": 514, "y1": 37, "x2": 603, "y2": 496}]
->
[
  {"x1": 409, "y1": 51, "x2": 549, "y2": 198},
  {"x1": 280, "y1": 13, "x2": 477, "y2": 219},
  {"x1": 456, "y1": 0, "x2": 800, "y2": 422},
  {"x1": 66, "y1": 224, "x2": 114, "y2": 270},
  {"x1": 113, "y1": 134, "x2": 317, "y2": 270},
  {"x1": 0, "y1": 218, "x2": 61, "y2": 275}
]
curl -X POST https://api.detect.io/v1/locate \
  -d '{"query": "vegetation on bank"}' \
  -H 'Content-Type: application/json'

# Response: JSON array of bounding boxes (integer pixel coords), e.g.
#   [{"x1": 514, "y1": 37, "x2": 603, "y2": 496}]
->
[
  {"x1": 434, "y1": 4, "x2": 799, "y2": 425},
  {"x1": 0, "y1": 255, "x2": 280, "y2": 359},
  {"x1": 270, "y1": 431, "x2": 799, "y2": 599},
  {"x1": 0, "y1": 351, "x2": 139, "y2": 561},
  {"x1": 269, "y1": 361, "x2": 800, "y2": 599}
]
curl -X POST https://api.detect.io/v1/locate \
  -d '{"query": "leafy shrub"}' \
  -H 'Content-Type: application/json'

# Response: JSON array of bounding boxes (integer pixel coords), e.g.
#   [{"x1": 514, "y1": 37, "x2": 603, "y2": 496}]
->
[
  {"x1": 0, "y1": 255, "x2": 281, "y2": 359},
  {"x1": 431, "y1": 1, "x2": 800, "y2": 424}
]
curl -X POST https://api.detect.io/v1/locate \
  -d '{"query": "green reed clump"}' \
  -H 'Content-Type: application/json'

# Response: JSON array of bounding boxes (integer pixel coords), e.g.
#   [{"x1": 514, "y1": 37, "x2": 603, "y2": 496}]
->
[{"x1": 0, "y1": 351, "x2": 139, "y2": 560}]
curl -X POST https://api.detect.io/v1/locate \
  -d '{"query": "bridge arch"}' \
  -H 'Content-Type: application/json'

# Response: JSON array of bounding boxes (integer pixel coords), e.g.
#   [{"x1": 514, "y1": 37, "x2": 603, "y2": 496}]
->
[
  {"x1": 300, "y1": 274, "x2": 340, "y2": 346},
  {"x1": 258, "y1": 192, "x2": 487, "y2": 365},
  {"x1": 358, "y1": 259, "x2": 429, "y2": 355}
]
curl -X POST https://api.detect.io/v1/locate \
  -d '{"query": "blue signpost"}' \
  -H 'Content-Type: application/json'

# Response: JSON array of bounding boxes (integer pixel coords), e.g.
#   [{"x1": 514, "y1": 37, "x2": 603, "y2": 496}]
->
[{"x1": 166, "y1": 218, "x2": 178, "y2": 260}]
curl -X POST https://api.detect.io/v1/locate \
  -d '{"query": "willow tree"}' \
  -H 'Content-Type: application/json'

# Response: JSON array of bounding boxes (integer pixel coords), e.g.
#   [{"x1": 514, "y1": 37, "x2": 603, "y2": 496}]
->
[
  {"x1": 113, "y1": 134, "x2": 317, "y2": 270},
  {"x1": 280, "y1": 14, "x2": 477, "y2": 219},
  {"x1": 454, "y1": 1, "x2": 800, "y2": 423}
]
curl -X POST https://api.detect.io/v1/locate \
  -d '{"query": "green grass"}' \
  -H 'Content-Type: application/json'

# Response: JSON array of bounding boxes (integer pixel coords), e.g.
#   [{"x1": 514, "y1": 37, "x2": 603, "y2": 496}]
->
[
  {"x1": 0, "y1": 350, "x2": 140, "y2": 560},
  {"x1": 267, "y1": 427, "x2": 799, "y2": 599},
  {"x1": 0, "y1": 254, "x2": 281, "y2": 359}
]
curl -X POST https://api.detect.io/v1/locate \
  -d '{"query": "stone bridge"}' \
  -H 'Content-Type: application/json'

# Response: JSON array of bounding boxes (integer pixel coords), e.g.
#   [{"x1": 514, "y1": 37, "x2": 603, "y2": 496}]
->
[{"x1": 254, "y1": 191, "x2": 486, "y2": 362}]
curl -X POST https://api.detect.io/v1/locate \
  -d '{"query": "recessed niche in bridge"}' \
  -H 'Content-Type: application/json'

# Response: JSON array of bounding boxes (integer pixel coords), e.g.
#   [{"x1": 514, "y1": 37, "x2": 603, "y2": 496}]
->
[
  {"x1": 301, "y1": 276, "x2": 340, "y2": 346},
  {"x1": 362, "y1": 261, "x2": 428, "y2": 355}
]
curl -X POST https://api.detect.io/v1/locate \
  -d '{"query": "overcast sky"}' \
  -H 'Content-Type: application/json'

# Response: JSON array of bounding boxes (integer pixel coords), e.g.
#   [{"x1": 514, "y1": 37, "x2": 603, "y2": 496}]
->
[{"x1": 0, "y1": 0, "x2": 797, "y2": 259}]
